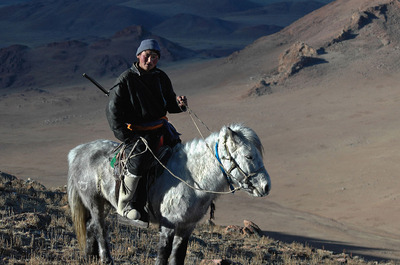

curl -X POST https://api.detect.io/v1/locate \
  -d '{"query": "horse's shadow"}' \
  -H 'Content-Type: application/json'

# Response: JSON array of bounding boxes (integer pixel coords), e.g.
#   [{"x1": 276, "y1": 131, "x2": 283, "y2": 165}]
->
[{"x1": 262, "y1": 231, "x2": 394, "y2": 262}]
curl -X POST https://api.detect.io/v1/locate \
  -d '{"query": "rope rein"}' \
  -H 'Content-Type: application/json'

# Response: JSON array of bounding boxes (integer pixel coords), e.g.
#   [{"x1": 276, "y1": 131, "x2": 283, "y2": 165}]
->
[
  {"x1": 120, "y1": 105, "x2": 260, "y2": 195},
  {"x1": 140, "y1": 136, "x2": 241, "y2": 195}
]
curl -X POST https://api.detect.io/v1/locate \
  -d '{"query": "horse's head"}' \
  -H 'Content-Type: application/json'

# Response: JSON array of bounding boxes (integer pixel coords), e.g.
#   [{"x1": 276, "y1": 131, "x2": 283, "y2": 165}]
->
[{"x1": 217, "y1": 124, "x2": 271, "y2": 197}]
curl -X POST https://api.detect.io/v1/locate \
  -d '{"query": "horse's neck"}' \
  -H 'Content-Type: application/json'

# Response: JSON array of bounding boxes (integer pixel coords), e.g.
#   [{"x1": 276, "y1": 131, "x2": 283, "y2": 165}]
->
[{"x1": 183, "y1": 136, "x2": 229, "y2": 193}]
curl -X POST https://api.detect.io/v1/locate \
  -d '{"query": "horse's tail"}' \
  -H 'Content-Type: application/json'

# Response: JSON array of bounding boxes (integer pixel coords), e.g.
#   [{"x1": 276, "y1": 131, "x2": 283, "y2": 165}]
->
[{"x1": 67, "y1": 150, "x2": 88, "y2": 251}]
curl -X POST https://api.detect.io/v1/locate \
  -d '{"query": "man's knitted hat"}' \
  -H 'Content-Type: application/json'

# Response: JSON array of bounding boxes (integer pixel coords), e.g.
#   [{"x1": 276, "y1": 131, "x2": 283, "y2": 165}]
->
[{"x1": 136, "y1": 39, "x2": 161, "y2": 57}]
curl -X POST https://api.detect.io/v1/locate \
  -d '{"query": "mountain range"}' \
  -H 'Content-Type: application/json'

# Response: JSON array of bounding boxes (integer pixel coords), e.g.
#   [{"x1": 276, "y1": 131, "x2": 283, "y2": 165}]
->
[{"x1": 0, "y1": 0, "x2": 333, "y2": 90}]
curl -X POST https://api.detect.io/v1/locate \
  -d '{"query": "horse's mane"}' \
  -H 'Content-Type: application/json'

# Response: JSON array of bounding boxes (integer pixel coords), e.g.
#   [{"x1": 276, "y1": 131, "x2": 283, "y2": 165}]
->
[
  {"x1": 188, "y1": 123, "x2": 264, "y2": 158},
  {"x1": 180, "y1": 123, "x2": 264, "y2": 160}
]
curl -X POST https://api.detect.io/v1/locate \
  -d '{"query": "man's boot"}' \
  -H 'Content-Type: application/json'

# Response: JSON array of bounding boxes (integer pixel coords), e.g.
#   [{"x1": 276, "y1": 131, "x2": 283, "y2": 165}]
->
[{"x1": 117, "y1": 172, "x2": 141, "y2": 220}]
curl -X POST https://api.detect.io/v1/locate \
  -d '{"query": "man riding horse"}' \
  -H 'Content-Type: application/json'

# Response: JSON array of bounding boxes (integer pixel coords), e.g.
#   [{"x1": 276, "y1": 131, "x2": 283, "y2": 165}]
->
[{"x1": 106, "y1": 39, "x2": 188, "y2": 222}]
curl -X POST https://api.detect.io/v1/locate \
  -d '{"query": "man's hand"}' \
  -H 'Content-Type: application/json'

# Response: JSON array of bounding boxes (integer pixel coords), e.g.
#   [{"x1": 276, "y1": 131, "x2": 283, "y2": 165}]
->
[{"x1": 177, "y1": 95, "x2": 188, "y2": 108}]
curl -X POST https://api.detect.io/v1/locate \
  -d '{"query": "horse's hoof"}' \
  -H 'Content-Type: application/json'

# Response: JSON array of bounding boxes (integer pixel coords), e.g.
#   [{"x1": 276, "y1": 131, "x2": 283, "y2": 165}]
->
[{"x1": 101, "y1": 257, "x2": 113, "y2": 265}]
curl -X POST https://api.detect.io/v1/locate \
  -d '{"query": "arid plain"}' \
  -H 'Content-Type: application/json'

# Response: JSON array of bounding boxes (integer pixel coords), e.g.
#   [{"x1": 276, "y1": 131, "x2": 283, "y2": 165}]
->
[{"x1": 1, "y1": 0, "x2": 400, "y2": 261}]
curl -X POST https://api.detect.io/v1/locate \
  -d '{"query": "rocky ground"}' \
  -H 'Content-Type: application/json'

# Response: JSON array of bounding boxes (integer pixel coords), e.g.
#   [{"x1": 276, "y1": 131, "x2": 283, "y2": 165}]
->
[{"x1": 0, "y1": 171, "x2": 394, "y2": 265}]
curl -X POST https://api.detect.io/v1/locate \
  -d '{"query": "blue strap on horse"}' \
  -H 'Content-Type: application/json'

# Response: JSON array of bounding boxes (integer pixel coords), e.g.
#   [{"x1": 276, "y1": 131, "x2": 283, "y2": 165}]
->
[{"x1": 215, "y1": 142, "x2": 235, "y2": 193}]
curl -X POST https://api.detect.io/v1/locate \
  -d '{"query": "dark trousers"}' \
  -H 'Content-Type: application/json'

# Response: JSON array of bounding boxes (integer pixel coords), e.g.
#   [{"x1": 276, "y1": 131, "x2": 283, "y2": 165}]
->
[
  {"x1": 124, "y1": 124, "x2": 181, "y2": 175},
  {"x1": 124, "y1": 130, "x2": 162, "y2": 176},
  {"x1": 124, "y1": 126, "x2": 180, "y2": 214}
]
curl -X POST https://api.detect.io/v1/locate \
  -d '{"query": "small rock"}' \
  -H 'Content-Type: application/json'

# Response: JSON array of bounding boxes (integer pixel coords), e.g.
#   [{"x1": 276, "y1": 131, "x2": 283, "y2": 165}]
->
[
  {"x1": 336, "y1": 257, "x2": 347, "y2": 263},
  {"x1": 199, "y1": 259, "x2": 232, "y2": 265},
  {"x1": 243, "y1": 220, "x2": 262, "y2": 236}
]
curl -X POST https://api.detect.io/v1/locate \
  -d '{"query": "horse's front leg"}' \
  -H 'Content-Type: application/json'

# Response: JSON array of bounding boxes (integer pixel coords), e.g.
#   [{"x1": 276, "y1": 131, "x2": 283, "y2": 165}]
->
[
  {"x1": 169, "y1": 227, "x2": 195, "y2": 265},
  {"x1": 168, "y1": 235, "x2": 189, "y2": 265},
  {"x1": 156, "y1": 225, "x2": 174, "y2": 265}
]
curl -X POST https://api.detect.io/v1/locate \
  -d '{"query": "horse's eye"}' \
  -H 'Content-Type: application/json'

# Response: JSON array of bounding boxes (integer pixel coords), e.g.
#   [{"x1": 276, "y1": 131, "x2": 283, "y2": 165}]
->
[{"x1": 245, "y1": 155, "x2": 253, "y2": 160}]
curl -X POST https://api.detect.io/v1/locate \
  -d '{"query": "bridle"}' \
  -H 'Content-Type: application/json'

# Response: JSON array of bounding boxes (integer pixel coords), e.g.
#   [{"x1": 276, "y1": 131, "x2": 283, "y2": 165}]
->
[
  {"x1": 184, "y1": 105, "x2": 266, "y2": 193},
  {"x1": 215, "y1": 139, "x2": 265, "y2": 193},
  {"x1": 138, "y1": 134, "x2": 265, "y2": 195}
]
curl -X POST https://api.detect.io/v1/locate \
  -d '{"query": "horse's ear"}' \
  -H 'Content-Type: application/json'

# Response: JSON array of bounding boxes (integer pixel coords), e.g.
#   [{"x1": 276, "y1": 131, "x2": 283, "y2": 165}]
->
[
  {"x1": 219, "y1": 126, "x2": 230, "y2": 142},
  {"x1": 219, "y1": 126, "x2": 237, "y2": 144},
  {"x1": 226, "y1": 127, "x2": 238, "y2": 144},
  {"x1": 219, "y1": 126, "x2": 238, "y2": 153},
  {"x1": 227, "y1": 127, "x2": 234, "y2": 139}
]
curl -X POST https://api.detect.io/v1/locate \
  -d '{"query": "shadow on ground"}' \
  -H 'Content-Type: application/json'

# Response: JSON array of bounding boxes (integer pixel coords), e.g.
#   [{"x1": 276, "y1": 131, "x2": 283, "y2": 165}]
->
[{"x1": 262, "y1": 231, "x2": 395, "y2": 262}]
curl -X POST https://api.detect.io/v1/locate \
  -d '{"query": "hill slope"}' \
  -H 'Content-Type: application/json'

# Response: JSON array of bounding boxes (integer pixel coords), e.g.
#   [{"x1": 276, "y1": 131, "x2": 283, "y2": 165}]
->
[
  {"x1": 0, "y1": 171, "x2": 385, "y2": 264},
  {"x1": 1, "y1": 0, "x2": 400, "y2": 261},
  {"x1": 151, "y1": 0, "x2": 400, "y2": 260}
]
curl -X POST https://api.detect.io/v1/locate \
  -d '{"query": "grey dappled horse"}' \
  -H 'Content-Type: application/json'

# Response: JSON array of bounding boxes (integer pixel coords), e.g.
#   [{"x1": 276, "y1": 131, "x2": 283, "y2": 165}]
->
[{"x1": 67, "y1": 124, "x2": 271, "y2": 264}]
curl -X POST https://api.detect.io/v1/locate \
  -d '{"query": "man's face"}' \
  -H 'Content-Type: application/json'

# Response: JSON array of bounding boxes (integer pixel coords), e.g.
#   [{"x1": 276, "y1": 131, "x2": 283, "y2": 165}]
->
[{"x1": 137, "y1": 50, "x2": 159, "y2": 71}]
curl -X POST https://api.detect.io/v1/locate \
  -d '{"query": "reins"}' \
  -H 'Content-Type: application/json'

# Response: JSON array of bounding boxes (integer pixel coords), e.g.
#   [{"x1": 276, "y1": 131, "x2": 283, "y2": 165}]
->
[
  {"x1": 121, "y1": 105, "x2": 260, "y2": 195},
  {"x1": 140, "y1": 136, "x2": 241, "y2": 195}
]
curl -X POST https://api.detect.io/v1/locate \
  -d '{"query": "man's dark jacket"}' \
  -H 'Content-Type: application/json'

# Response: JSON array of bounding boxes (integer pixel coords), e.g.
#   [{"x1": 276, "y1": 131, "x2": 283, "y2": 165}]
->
[{"x1": 106, "y1": 63, "x2": 183, "y2": 143}]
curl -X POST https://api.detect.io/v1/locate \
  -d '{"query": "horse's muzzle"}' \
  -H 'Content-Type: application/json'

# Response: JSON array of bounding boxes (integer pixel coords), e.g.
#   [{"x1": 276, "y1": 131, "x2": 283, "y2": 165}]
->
[
  {"x1": 251, "y1": 182, "x2": 270, "y2": 197},
  {"x1": 263, "y1": 183, "x2": 270, "y2": 196},
  {"x1": 257, "y1": 170, "x2": 271, "y2": 197}
]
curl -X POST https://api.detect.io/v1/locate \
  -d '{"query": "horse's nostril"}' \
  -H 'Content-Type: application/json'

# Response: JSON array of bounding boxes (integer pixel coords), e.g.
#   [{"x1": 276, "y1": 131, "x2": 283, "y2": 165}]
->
[{"x1": 264, "y1": 184, "x2": 270, "y2": 195}]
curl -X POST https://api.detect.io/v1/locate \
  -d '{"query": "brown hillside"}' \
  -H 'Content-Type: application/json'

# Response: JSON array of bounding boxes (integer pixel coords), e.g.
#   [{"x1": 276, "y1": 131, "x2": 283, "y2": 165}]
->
[
  {"x1": 1, "y1": 0, "x2": 400, "y2": 261},
  {"x1": 155, "y1": 0, "x2": 400, "y2": 260},
  {"x1": 220, "y1": 0, "x2": 400, "y2": 85},
  {"x1": 1, "y1": 171, "x2": 382, "y2": 264}
]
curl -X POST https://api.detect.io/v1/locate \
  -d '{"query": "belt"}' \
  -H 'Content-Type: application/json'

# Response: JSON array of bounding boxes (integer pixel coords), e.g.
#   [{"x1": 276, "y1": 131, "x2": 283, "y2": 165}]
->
[
  {"x1": 127, "y1": 116, "x2": 167, "y2": 131},
  {"x1": 127, "y1": 116, "x2": 181, "y2": 140}
]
